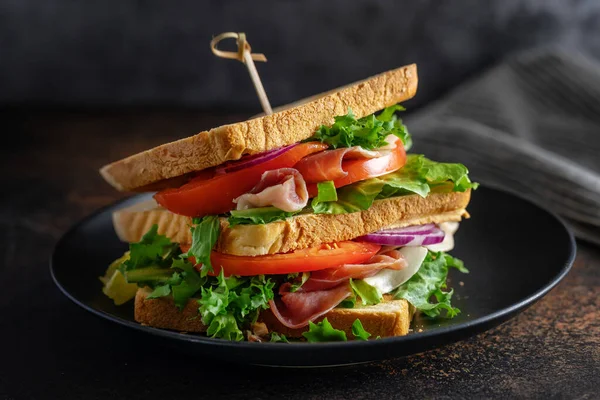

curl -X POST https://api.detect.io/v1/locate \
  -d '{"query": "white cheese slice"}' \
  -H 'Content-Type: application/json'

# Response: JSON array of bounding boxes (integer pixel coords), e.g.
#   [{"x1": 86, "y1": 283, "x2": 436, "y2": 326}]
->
[{"x1": 363, "y1": 246, "x2": 428, "y2": 294}]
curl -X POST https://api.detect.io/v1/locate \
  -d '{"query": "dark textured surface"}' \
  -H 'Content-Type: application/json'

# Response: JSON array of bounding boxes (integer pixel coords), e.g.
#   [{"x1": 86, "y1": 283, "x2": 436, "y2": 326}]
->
[
  {"x1": 1, "y1": 110, "x2": 599, "y2": 398},
  {"x1": 2, "y1": 1, "x2": 600, "y2": 109}
]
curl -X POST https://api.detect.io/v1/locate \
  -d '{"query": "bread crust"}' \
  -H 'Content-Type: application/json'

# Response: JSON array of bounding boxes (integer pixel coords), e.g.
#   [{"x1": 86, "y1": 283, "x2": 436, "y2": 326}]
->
[
  {"x1": 134, "y1": 288, "x2": 412, "y2": 339},
  {"x1": 134, "y1": 287, "x2": 207, "y2": 332},
  {"x1": 100, "y1": 64, "x2": 418, "y2": 191},
  {"x1": 113, "y1": 190, "x2": 470, "y2": 256}
]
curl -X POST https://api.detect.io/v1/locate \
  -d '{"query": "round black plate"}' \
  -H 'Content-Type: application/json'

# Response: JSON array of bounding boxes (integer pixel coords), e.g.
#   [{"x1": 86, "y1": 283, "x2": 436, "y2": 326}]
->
[{"x1": 51, "y1": 186, "x2": 575, "y2": 367}]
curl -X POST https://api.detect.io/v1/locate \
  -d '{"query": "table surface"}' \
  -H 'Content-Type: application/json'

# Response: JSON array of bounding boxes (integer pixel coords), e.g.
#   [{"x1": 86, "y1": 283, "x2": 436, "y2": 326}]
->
[{"x1": 2, "y1": 109, "x2": 599, "y2": 400}]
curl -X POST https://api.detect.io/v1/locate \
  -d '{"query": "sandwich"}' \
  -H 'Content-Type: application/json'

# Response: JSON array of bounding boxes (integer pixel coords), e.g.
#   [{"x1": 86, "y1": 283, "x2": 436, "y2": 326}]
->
[{"x1": 99, "y1": 64, "x2": 477, "y2": 342}]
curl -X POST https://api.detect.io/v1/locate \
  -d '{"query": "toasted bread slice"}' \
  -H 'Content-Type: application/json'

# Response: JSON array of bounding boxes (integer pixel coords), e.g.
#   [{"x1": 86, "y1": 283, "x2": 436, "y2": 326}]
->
[
  {"x1": 259, "y1": 296, "x2": 414, "y2": 338},
  {"x1": 100, "y1": 64, "x2": 418, "y2": 191},
  {"x1": 113, "y1": 190, "x2": 470, "y2": 256},
  {"x1": 134, "y1": 287, "x2": 413, "y2": 339},
  {"x1": 134, "y1": 287, "x2": 207, "y2": 333}
]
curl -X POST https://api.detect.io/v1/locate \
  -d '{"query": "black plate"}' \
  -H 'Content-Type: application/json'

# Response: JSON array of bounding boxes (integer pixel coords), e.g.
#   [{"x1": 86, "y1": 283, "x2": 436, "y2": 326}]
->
[{"x1": 51, "y1": 186, "x2": 575, "y2": 367}]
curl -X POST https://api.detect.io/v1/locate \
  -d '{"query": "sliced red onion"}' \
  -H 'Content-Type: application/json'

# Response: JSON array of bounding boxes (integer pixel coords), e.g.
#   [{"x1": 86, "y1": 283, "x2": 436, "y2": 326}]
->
[
  {"x1": 371, "y1": 223, "x2": 437, "y2": 236},
  {"x1": 216, "y1": 144, "x2": 297, "y2": 175},
  {"x1": 357, "y1": 224, "x2": 445, "y2": 246}
]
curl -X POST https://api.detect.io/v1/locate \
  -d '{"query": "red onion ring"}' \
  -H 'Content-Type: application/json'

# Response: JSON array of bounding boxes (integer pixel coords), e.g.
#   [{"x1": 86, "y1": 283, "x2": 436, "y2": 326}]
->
[
  {"x1": 357, "y1": 224, "x2": 445, "y2": 246},
  {"x1": 216, "y1": 144, "x2": 297, "y2": 175},
  {"x1": 369, "y1": 223, "x2": 437, "y2": 236}
]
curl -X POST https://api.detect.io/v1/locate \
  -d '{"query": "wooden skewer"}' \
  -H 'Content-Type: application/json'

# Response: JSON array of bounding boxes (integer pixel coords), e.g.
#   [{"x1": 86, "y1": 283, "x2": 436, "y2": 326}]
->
[{"x1": 210, "y1": 32, "x2": 273, "y2": 115}]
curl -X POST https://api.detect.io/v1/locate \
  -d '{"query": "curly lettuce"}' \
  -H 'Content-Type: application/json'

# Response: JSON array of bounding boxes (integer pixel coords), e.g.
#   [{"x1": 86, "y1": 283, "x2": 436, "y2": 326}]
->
[
  {"x1": 185, "y1": 216, "x2": 220, "y2": 277},
  {"x1": 393, "y1": 251, "x2": 468, "y2": 318},
  {"x1": 228, "y1": 207, "x2": 300, "y2": 227},
  {"x1": 351, "y1": 319, "x2": 371, "y2": 341},
  {"x1": 309, "y1": 105, "x2": 412, "y2": 150},
  {"x1": 302, "y1": 318, "x2": 375, "y2": 342},
  {"x1": 199, "y1": 270, "x2": 275, "y2": 341},
  {"x1": 349, "y1": 279, "x2": 382, "y2": 306},
  {"x1": 312, "y1": 154, "x2": 478, "y2": 214}
]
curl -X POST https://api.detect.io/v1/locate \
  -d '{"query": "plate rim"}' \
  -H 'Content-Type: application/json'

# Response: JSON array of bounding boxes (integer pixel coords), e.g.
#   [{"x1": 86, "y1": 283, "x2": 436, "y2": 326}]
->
[{"x1": 50, "y1": 185, "x2": 576, "y2": 354}]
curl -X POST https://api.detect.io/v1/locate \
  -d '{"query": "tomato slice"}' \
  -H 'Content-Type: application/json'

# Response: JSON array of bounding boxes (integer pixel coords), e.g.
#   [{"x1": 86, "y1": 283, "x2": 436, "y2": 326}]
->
[
  {"x1": 181, "y1": 241, "x2": 381, "y2": 276},
  {"x1": 154, "y1": 142, "x2": 328, "y2": 217},
  {"x1": 305, "y1": 139, "x2": 406, "y2": 197}
]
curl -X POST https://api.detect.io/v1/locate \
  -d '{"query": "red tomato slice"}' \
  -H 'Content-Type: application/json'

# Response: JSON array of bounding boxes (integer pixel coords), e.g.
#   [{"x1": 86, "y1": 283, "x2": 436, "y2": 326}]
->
[
  {"x1": 154, "y1": 142, "x2": 328, "y2": 217},
  {"x1": 181, "y1": 241, "x2": 381, "y2": 276},
  {"x1": 304, "y1": 139, "x2": 406, "y2": 197}
]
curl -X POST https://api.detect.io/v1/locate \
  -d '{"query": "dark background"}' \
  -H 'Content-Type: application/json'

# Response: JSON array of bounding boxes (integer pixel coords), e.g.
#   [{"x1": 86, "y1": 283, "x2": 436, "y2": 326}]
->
[
  {"x1": 2, "y1": 1, "x2": 600, "y2": 399},
  {"x1": 2, "y1": 0, "x2": 600, "y2": 111}
]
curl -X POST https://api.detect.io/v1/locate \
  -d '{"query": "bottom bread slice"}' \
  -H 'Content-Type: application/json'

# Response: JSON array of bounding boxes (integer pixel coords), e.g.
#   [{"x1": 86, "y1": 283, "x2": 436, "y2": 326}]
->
[{"x1": 134, "y1": 287, "x2": 414, "y2": 339}]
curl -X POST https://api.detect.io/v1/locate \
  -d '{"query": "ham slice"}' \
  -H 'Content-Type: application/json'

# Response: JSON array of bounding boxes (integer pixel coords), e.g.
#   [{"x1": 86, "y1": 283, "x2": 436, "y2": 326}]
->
[
  {"x1": 294, "y1": 135, "x2": 398, "y2": 183},
  {"x1": 233, "y1": 168, "x2": 308, "y2": 212},
  {"x1": 294, "y1": 147, "x2": 382, "y2": 183},
  {"x1": 300, "y1": 248, "x2": 408, "y2": 292},
  {"x1": 268, "y1": 282, "x2": 352, "y2": 329},
  {"x1": 267, "y1": 247, "x2": 406, "y2": 329}
]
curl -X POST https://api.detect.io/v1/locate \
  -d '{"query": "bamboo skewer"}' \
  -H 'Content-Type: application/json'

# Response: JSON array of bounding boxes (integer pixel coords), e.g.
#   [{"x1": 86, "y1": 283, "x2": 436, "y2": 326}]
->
[{"x1": 210, "y1": 32, "x2": 273, "y2": 115}]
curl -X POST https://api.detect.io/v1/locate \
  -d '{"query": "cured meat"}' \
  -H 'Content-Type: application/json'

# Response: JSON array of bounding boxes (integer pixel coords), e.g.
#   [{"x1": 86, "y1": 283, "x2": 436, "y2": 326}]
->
[
  {"x1": 300, "y1": 248, "x2": 407, "y2": 292},
  {"x1": 234, "y1": 168, "x2": 308, "y2": 212},
  {"x1": 294, "y1": 146, "x2": 384, "y2": 183},
  {"x1": 268, "y1": 282, "x2": 352, "y2": 329}
]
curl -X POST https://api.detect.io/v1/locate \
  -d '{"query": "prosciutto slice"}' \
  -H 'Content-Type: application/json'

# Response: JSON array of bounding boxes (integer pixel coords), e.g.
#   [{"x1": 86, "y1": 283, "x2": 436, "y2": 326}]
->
[
  {"x1": 267, "y1": 248, "x2": 407, "y2": 329},
  {"x1": 294, "y1": 135, "x2": 398, "y2": 183},
  {"x1": 268, "y1": 282, "x2": 352, "y2": 329},
  {"x1": 300, "y1": 248, "x2": 408, "y2": 292},
  {"x1": 233, "y1": 168, "x2": 308, "y2": 212},
  {"x1": 294, "y1": 147, "x2": 382, "y2": 183}
]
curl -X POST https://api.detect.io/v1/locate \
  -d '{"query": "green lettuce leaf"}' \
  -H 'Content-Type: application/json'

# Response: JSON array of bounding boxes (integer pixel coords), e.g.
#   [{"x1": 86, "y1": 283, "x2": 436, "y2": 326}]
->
[
  {"x1": 302, "y1": 318, "x2": 348, "y2": 342},
  {"x1": 445, "y1": 253, "x2": 469, "y2": 273},
  {"x1": 198, "y1": 272, "x2": 244, "y2": 341},
  {"x1": 124, "y1": 257, "x2": 206, "y2": 309},
  {"x1": 315, "y1": 181, "x2": 338, "y2": 202},
  {"x1": 302, "y1": 318, "x2": 375, "y2": 342},
  {"x1": 418, "y1": 156, "x2": 480, "y2": 192},
  {"x1": 289, "y1": 272, "x2": 310, "y2": 293},
  {"x1": 351, "y1": 319, "x2": 371, "y2": 341},
  {"x1": 228, "y1": 207, "x2": 300, "y2": 227},
  {"x1": 377, "y1": 104, "x2": 413, "y2": 150},
  {"x1": 312, "y1": 154, "x2": 477, "y2": 214},
  {"x1": 393, "y1": 252, "x2": 468, "y2": 318},
  {"x1": 338, "y1": 293, "x2": 357, "y2": 309},
  {"x1": 308, "y1": 105, "x2": 412, "y2": 150},
  {"x1": 349, "y1": 279, "x2": 383, "y2": 306},
  {"x1": 198, "y1": 270, "x2": 275, "y2": 341},
  {"x1": 310, "y1": 181, "x2": 339, "y2": 210},
  {"x1": 186, "y1": 216, "x2": 220, "y2": 277},
  {"x1": 104, "y1": 223, "x2": 210, "y2": 309},
  {"x1": 123, "y1": 266, "x2": 175, "y2": 284},
  {"x1": 206, "y1": 314, "x2": 242, "y2": 341},
  {"x1": 146, "y1": 284, "x2": 172, "y2": 299},
  {"x1": 270, "y1": 332, "x2": 290, "y2": 343},
  {"x1": 170, "y1": 258, "x2": 206, "y2": 309},
  {"x1": 122, "y1": 225, "x2": 178, "y2": 271}
]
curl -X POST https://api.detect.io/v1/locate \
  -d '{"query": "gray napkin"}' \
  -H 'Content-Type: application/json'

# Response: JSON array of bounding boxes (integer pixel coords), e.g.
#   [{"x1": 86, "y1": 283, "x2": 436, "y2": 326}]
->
[{"x1": 407, "y1": 48, "x2": 600, "y2": 245}]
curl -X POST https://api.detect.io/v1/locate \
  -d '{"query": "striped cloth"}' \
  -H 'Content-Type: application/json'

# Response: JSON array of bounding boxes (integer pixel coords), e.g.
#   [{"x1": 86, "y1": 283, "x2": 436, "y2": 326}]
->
[{"x1": 407, "y1": 48, "x2": 600, "y2": 244}]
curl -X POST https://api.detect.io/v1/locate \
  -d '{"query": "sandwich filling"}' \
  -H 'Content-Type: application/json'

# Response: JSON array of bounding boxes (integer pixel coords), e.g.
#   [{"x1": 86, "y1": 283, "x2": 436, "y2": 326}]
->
[{"x1": 102, "y1": 106, "x2": 477, "y2": 342}]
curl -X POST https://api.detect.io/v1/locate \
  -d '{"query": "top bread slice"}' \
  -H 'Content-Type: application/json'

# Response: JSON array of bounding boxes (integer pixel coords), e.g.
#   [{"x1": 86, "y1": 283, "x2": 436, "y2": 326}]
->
[
  {"x1": 100, "y1": 64, "x2": 418, "y2": 191},
  {"x1": 113, "y1": 189, "x2": 471, "y2": 256}
]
